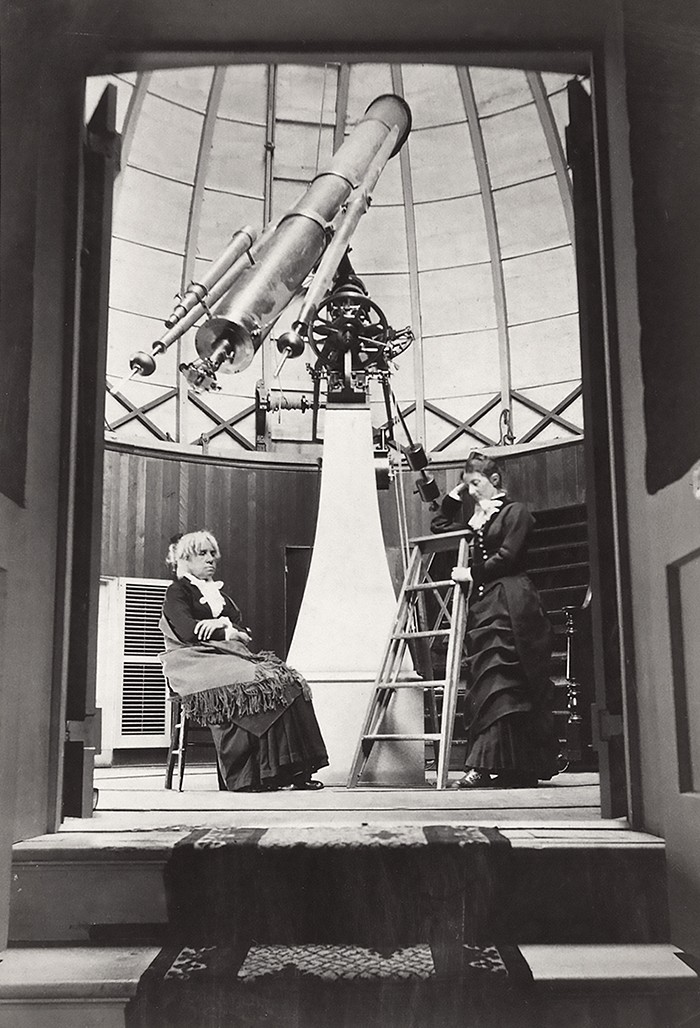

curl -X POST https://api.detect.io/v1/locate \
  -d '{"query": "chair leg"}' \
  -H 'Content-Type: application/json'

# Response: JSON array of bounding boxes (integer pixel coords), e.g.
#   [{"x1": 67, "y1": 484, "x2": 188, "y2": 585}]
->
[
  {"x1": 177, "y1": 715, "x2": 188, "y2": 792},
  {"x1": 216, "y1": 756, "x2": 228, "y2": 791},
  {"x1": 165, "y1": 701, "x2": 180, "y2": 790},
  {"x1": 207, "y1": 727, "x2": 228, "y2": 791}
]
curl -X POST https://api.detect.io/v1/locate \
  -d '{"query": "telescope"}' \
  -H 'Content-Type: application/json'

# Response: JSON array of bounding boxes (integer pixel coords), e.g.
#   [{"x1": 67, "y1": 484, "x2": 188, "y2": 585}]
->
[{"x1": 129, "y1": 94, "x2": 412, "y2": 394}]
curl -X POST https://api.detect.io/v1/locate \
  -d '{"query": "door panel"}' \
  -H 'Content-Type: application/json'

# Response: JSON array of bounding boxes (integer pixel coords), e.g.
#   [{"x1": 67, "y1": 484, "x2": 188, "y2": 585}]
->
[
  {"x1": 61, "y1": 85, "x2": 119, "y2": 818},
  {"x1": 666, "y1": 536, "x2": 700, "y2": 952},
  {"x1": 566, "y1": 79, "x2": 627, "y2": 818}
]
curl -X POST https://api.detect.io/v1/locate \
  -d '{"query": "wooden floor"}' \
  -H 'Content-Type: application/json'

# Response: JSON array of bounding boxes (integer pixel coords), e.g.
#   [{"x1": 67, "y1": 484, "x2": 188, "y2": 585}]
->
[{"x1": 68, "y1": 764, "x2": 605, "y2": 833}]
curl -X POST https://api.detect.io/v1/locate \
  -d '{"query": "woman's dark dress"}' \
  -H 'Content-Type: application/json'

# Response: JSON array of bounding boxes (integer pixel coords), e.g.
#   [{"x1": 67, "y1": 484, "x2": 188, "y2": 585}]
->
[
  {"x1": 161, "y1": 577, "x2": 328, "y2": 791},
  {"x1": 432, "y1": 493, "x2": 559, "y2": 779}
]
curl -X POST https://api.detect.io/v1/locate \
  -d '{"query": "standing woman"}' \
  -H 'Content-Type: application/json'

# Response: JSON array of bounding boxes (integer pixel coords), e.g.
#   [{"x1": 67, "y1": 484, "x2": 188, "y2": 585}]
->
[
  {"x1": 432, "y1": 453, "x2": 560, "y2": 788},
  {"x1": 159, "y1": 530, "x2": 328, "y2": 793}
]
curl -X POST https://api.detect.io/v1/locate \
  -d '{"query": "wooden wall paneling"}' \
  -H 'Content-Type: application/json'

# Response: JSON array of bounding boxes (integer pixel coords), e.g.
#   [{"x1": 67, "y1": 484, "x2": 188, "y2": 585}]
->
[
  {"x1": 271, "y1": 471, "x2": 288, "y2": 652},
  {"x1": 178, "y1": 460, "x2": 189, "y2": 536},
  {"x1": 576, "y1": 442, "x2": 587, "y2": 503},
  {"x1": 550, "y1": 443, "x2": 569, "y2": 509},
  {"x1": 531, "y1": 451, "x2": 551, "y2": 509},
  {"x1": 110, "y1": 451, "x2": 123, "y2": 574},
  {"x1": 101, "y1": 452, "x2": 114, "y2": 574},
  {"x1": 217, "y1": 458, "x2": 233, "y2": 586},
  {"x1": 245, "y1": 467, "x2": 259, "y2": 637},
  {"x1": 142, "y1": 454, "x2": 163, "y2": 578},
  {"x1": 124, "y1": 455, "x2": 138, "y2": 577},
  {"x1": 116, "y1": 453, "x2": 131, "y2": 577},
  {"x1": 104, "y1": 451, "x2": 117, "y2": 575},
  {"x1": 187, "y1": 462, "x2": 205, "y2": 541},
  {"x1": 134, "y1": 455, "x2": 147, "y2": 576},
  {"x1": 100, "y1": 442, "x2": 583, "y2": 654},
  {"x1": 162, "y1": 456, "x2": 181, "y2": 576},
  {"x1": 235, "y1": 467, "x2": 252, "y2": 622}
]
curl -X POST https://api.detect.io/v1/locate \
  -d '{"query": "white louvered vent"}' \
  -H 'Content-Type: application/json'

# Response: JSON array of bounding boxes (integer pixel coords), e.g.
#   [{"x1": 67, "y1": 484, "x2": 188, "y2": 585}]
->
[
  {"x1": 120, "y1": 579, "x2": 170, "y2": 738},
  {"x1": 121, "y1": 663, "x2": 168, "y2": 736},
  {"x1": 124, "y1": 581, "x2": 169, "y2": 655}
]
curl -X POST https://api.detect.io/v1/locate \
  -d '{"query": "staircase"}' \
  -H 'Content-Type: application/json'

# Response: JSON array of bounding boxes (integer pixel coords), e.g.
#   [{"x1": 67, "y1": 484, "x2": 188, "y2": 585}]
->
[
  {"x1": 3, "y1": 810, "x2": 698, "y2": 1027},
  {"x1": 527, "y1": 502, "x2": 594, "y2": 769}
]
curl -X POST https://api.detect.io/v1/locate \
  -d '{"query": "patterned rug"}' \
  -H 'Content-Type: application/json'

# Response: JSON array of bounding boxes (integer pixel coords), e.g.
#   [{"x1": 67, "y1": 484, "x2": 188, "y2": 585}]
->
[
  {"x1": 126, "y1": 939, "x2": 532, "y2": 1028},
  {"x1": 162, "y1": 824, "x2": 511, "y2": 952},
  {"x1": 126, "y1": 824, "x2": 523, "y2": 1027}
]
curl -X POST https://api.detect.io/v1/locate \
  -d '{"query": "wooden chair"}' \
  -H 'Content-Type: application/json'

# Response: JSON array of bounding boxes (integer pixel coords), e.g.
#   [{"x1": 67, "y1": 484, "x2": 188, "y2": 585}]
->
[{"x1": 164, "y1": 690, "x2": 228, "y2": 791}]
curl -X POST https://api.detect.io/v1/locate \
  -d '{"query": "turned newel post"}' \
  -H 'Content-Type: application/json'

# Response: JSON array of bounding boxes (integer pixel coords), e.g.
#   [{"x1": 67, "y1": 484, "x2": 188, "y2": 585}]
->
[{"x1": 562, "y1": 606, "x2": 584, "y2": 764}]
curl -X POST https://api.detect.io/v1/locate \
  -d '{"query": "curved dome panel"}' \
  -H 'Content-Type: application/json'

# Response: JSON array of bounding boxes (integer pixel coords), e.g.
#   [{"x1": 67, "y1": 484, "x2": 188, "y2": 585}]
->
[{"x1": 86, "y1": 62, "x2": 586, "y2": 456}]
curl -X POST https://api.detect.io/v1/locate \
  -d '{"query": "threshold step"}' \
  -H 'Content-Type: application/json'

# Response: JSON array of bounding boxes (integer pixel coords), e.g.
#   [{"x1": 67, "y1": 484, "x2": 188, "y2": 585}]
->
[
  {"x1": 12, "y1": 821, "x2": 665, "y2": 947},
  {"x1": 519, "y1": 943, "x2": 699, "y2": 992},
  {"x1": 0, "y1": 945, "x2": 158, "y2": 1028}
]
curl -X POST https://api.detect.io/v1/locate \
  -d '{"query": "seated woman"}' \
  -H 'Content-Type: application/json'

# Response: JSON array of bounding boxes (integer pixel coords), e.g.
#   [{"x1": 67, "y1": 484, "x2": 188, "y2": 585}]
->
[
  {"x1": 159, "y1": 530, "x2": 328, "y2": 793},
  {"x1": 431, "y1": 452, "x2": 561, "y2": 788}
]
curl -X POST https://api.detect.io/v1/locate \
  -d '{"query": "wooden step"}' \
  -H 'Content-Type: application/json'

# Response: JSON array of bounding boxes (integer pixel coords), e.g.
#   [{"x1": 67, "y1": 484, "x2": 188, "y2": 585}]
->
[
  {"x1": 500, "y1": 943, "x2": 700, "y2": 1027},
  {"x1": 527, "y1": 540, "x2": 589, "y2": 568},
  {"x1": 530, "y1": 521, "x2": 588, "y2": 547},
  {"x1": 519, "y1": 943, "x2": 699, "y2": 991},
  {"x1": 0, "y1": 945, "x2": 158, "y2": 1028},
  {"x1": 532, "y1": 504, "x2": 588, "y2": 528},
  {"x1": 540, "y1": 583, "x2": 590, "y2": 611},
  {"x1": 529, "y1": 562, "x2": 590, "y2": 591},
  {"x1": 10, "y1": 821, "x2": 667, "y2": 948}
]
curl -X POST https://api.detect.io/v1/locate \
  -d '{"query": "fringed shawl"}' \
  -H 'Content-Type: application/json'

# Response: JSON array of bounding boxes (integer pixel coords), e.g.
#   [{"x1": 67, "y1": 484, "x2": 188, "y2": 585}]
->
[{"x1": 159, "y1": 615, "x2": 312, "y2": 729}]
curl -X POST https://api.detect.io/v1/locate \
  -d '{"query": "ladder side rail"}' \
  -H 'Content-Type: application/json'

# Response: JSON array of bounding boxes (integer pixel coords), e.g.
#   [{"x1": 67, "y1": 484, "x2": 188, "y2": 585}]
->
[
  {"x1": 352, "y1": 629, "x2": 411, "y2": 779},
  {"x1": 415, "y1": 585, "x2": 441, "y2": 758},
  {"x1": 368, "y1": 545, "x2": 423, "y2": 690},
  {"x1": 436, "y1": 536, "x2": 472, "y2": 789},
  {"x1": 416, "y1": 562, "x2": 457, "y2": 763},
  {"x1": 346, "y1": 544, "x2": 424, "y2": 787}
]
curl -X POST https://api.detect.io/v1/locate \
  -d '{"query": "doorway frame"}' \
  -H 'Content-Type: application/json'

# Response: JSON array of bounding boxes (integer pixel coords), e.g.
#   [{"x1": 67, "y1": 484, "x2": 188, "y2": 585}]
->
[{"x1": 48, "y1": 46, "x2": 642, "y2": 828}]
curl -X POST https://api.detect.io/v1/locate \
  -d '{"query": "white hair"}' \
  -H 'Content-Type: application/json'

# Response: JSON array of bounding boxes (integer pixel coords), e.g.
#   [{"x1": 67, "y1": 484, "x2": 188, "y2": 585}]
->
[{"x1": 170, "y1": 530, "x2": 220, "y2": 577}]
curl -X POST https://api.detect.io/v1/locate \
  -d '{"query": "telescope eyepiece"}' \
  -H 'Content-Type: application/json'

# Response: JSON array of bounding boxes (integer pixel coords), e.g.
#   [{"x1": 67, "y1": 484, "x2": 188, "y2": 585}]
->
[
  {"x1": 276, "y1": 329, "x2": 305, "y2": 359},
  {"x1": 129, "y1": 351, "x2": 157, "y2": 377}
]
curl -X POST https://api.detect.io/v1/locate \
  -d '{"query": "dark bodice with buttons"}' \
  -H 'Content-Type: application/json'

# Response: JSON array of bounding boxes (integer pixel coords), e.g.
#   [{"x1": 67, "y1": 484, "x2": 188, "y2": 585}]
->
[{"x1": 469, "y1": 500, "x2": 535, "y2": 596}]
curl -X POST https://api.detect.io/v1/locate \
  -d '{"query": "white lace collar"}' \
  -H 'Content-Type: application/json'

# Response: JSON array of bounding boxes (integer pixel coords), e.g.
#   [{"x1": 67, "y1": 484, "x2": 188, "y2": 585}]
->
[
  {"x1": 468, "y1": 491, "x2": 506, "y2": 531},
  {"x1": 183, "y1": 573, "x2": 226, "y2": 616}
]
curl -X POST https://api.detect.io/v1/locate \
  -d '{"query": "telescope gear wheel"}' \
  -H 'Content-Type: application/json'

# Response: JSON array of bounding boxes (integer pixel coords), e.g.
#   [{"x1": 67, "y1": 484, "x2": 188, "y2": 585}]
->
[{"x1": 310, "y1": 290, "x2": 389, "y2": 370}]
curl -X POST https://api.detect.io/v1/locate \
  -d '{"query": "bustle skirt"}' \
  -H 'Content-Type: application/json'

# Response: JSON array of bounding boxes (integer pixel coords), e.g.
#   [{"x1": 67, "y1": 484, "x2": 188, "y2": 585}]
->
[{"x1": 462, "y1": 576, "x2": 559, "y2": 778}]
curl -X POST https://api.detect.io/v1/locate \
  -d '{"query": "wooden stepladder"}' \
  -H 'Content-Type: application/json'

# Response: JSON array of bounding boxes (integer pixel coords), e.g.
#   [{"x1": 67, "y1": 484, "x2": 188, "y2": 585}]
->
[{"x1": 347, "y1": 530, "x2": 472, "y2": 790}]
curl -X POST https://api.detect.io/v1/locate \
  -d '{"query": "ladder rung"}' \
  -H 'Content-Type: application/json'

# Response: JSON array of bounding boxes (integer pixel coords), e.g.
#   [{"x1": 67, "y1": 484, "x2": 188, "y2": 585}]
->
[
  {"x1": 393, "y1": 629, "x2": 451, "y2": 639},
  {"x1": 373, "y1": 679, "x2": 447, "y2": 689},
  {"x1": 363, "y1": 733, "x2": 442, "y2": 742},
  {"x1": 406, "y1": 580, "x2": 455, "y2": 592}
]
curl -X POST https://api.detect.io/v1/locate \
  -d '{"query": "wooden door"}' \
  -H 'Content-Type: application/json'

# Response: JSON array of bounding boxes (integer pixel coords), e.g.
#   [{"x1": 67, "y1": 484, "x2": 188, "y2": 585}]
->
[
  {"x1": 566, "y1": 79, "x2": 628, "y2": 819},
  {"x1": 284, "y1": 546, "x2": 312, "y2": 655},
  {"x1": 59, "y1": 85, "x2": 119, "y2": 818}
]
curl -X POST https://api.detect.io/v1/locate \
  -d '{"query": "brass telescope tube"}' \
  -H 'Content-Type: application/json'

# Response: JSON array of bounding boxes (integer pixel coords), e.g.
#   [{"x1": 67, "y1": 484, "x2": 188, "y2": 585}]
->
[
  {"x1": 193, "y1": 94, "x2": 412, "y2": 376},
  {"x1": 129, "y1": 225, "x2": 257, "y2": 377},
  {"x1": 276, "y1": 122, "x2": 401, "y2": 369}
]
